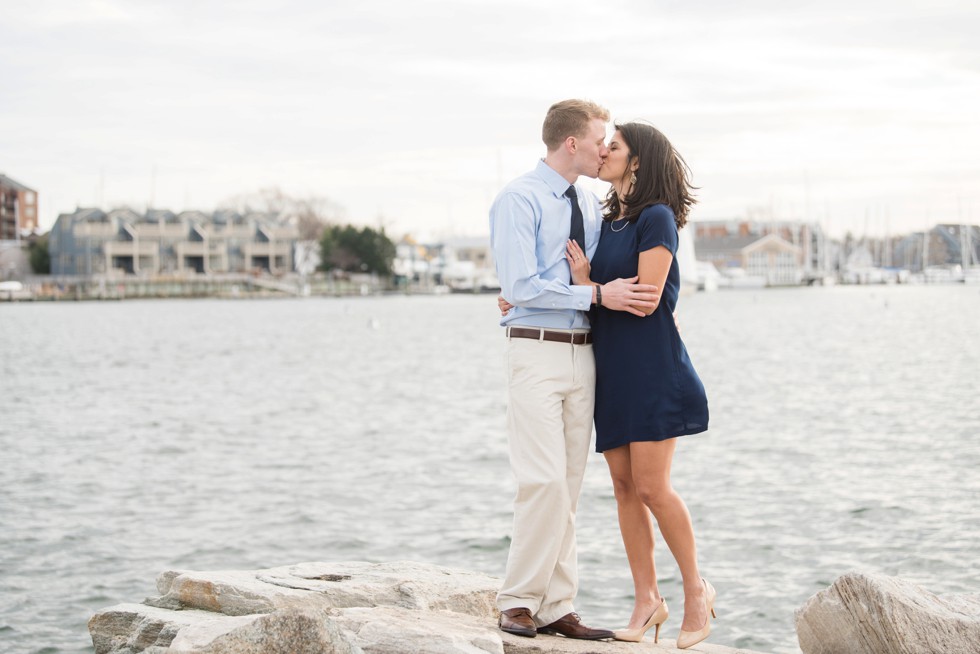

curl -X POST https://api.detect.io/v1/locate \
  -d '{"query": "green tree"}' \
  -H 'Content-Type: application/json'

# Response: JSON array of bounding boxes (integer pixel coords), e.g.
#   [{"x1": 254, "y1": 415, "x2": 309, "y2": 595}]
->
[
  {"x1": 319, "y1": 225, "x2": 395, "y2": 275},
  {"x1": 28, "y1": 234, "x2": 50, "y2": 274}
]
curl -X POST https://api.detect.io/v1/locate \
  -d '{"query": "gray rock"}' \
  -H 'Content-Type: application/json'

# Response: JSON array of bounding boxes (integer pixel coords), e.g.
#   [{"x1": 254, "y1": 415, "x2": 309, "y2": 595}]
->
[
  {"x1": 501, "y1": 630, "x2": 765, "y2": 654},
  {"x1": 333, "y1": 606, "x2": 503, "y2": 654},
  {"x1": 90, "y1": 560, "x2": 766, "y2": 654},
  {"x1": 189, "y1": 608, "x2": 360, "y2": 654},
  {"x1": 148, "y1": 560, "x2": 497, "y2": 618},
  {"x1": 795, "y1": 572, "x2": 980, "y2": 654},
  {"x1": 88, "y1": 603, "x2": 235, "y2": 654}
]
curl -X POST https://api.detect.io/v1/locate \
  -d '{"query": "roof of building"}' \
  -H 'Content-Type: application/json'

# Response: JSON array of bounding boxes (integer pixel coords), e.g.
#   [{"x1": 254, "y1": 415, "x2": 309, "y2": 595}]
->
[
  {"x1": 695, "y1": 234, "x2": 764, "y2": 252},
  {"x1": 212, "y1": 209, "x2": 245, "y2": 225},
  {"x1": 108, "y1": 208, "x2": 142, "y2": 222},
  {"x1": 53, "y1": 207, "x2": 299, "y2": 235},
  {"x1": 0, "y1": 174, "x2": 36, "y2": 192},
  {"x1": 697, "y1": 232, "x2": 801, "y2": 255},
  {"x1": 177, "y1": 210, "x2": 211, "y2": 223},
  {"x1": 72, "y1": 208, "x2": 109, "y2": 223},
  {"x1": 934, "y1": 223, "x2": 980, "y2": 244},
  {"x1": 144, "y1": 209, "x2": 177, "y2": 223},
  {"x1": 241, "y1": 211, "x2": 279, "y2": 225}
]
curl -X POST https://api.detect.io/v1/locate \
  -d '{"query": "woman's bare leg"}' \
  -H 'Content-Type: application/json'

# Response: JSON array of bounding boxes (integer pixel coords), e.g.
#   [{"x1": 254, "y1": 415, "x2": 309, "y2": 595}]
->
[
  {"x1": 629, "y1": 439, "x2": 707, "y2": 633},
  {"x1": 604, "y1": 445, "x2": 663, "y2": 628}
]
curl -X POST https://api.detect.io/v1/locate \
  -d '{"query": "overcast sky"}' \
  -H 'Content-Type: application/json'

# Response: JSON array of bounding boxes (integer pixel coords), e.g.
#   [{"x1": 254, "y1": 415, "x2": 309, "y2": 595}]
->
[{"x1": 3, "y1": 0, "x2": 978, "y2": 239}]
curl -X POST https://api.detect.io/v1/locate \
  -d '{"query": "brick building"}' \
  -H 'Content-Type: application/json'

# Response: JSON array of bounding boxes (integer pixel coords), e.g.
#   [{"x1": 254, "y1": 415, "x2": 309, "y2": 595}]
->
[{"x1": 0, "y1": 174, "x2": 39, "y2": 240}]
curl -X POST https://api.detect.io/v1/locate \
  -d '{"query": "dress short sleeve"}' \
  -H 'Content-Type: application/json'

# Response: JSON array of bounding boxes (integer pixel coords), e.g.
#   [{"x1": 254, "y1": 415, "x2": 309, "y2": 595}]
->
[{"x1": 636, "y1": 204, "x2": 678, "y2": 255}]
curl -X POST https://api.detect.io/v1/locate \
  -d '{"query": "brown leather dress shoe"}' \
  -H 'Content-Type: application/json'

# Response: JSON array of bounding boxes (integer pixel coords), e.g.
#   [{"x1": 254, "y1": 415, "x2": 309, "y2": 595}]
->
[
  {"x1": 537, "y1": 612, "x2": 615, "y2": 640},
  {"x1": 499, "y1": 607, "x2": 537, "y2": 638}
]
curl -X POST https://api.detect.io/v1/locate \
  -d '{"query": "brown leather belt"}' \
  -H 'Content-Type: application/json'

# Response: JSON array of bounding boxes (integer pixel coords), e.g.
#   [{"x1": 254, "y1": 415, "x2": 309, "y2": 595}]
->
[{"x1": 507, "y1": 327, "x2": 592, "y2": 345}]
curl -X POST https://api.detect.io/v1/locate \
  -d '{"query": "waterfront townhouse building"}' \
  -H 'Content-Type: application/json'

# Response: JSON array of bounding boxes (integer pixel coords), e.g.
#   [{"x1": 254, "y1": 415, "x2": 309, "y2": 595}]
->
[
  {"x1": 49, "y1": 207, "x2": 298, "y2": 276},
  {"x1": 0, "y1": 174, "x2": 39, "y2": 240}
]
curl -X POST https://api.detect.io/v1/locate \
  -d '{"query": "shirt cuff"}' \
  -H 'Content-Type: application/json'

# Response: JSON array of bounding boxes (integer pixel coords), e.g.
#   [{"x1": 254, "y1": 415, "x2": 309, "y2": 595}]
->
[{"x1": 571, "y1": 284, "x2": 593, "y2": 310}]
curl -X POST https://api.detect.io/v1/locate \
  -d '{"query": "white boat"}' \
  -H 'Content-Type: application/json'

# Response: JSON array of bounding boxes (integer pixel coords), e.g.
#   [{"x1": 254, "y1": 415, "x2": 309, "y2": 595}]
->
[
  {"x1": 676, "y1": 226, "x2": 699, "y2": 295},
  {"x1": 696, "y1": 261, "x2": 721, "y2": 292},
  {"x1": 924, "y1": 265, "x2": 963, "y2": 284},
  {"x1": 717, "y1": 267, "x2": 767, "y2": 289},
  {"x1": 442, "y1": 261, "x2": 500, "y2": 293},
  {"x1": 963, "y1": 267, "x2": 980, "y2": 285},
  {"x1": 0, "y1": 280, "x2": 34, "y2": 301}
]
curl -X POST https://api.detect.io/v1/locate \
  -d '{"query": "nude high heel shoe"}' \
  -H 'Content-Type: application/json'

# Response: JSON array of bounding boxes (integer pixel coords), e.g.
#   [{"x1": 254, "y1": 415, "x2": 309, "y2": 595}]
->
[
  {"x1": 676, "y1": 579, "x2": 716, "y2": 650},
  {"x1": 613, "y1": 598, "x2": 668, "y2": 643}
]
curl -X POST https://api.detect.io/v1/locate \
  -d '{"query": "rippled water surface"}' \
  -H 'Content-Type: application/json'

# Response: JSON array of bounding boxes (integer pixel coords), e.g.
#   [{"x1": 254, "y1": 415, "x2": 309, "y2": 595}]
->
[{"x1": 1, "y1": 285, "x2": 978, "y2": 653}]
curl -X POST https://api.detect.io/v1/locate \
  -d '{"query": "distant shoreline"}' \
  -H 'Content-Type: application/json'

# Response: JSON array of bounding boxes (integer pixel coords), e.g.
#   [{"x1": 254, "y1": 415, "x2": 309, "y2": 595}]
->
[
  {"x1": 0, "y1": 274, "x2": 505, "y2": 302},
  {"x1": 4, "y1": 272, "x2": 978, "y2": 303}
]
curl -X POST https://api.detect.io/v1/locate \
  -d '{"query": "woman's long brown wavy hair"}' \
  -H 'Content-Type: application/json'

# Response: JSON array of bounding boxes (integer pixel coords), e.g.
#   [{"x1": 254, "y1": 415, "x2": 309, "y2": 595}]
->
[{"x1": 603, "y1": 122, "x2": 697, "y2": 228}]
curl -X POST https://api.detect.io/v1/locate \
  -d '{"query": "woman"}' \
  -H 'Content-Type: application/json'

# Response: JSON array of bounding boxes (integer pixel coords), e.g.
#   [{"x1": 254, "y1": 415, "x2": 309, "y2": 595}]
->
[
  {"x1": 566, "y1": 122, "x2": 713, "y2": 648},
  {"x1": 497, "y1": 122, "x2": 714, "y2": 647}
]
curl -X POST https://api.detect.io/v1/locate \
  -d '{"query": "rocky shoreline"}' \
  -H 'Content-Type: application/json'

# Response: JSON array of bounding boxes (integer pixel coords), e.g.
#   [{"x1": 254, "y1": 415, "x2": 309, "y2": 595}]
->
[{"x1": 89, "y1": 561, "x2": 980, "y2": 653}]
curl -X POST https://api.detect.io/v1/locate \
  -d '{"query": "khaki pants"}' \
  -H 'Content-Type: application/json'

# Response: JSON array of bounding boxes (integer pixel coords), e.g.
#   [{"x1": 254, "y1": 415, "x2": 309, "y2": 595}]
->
[{"x1": 497, "y1": 332, "x2": 596, "y2": 626}]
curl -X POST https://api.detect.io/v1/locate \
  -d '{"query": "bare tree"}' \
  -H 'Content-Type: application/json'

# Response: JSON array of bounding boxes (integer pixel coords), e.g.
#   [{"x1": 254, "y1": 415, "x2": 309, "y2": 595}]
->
[{"x1": 219, "y1": 187, "x2": 347, "y2": 240}]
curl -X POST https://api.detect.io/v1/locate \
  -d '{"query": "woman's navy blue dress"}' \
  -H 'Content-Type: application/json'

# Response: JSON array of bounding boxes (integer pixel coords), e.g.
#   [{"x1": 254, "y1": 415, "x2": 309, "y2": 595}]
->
[{"x1": 589, "y1": 204, "x2": 708, "y2": 452}]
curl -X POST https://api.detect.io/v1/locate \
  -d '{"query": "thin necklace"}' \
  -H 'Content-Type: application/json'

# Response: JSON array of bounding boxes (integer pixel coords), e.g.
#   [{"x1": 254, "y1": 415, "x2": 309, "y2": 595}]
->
[{"x1": 610, "y1": 217, "x2": 630, "y2": 233}]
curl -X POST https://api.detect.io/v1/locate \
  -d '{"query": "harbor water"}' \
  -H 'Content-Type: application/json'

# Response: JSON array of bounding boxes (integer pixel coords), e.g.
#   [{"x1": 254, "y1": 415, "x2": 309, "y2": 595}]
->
[{"x1": 1, "y1": 285, "x2": 978, "y2": 653}]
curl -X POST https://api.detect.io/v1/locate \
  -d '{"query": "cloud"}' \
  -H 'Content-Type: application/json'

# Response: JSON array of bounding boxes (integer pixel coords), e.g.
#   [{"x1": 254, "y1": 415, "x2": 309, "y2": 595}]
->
[{"x1": 2, "y1": 0, "x2": 978, "y2": 237}]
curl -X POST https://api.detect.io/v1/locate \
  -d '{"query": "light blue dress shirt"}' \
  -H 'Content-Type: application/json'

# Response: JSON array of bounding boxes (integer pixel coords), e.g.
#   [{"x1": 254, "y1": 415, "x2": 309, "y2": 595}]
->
[{"x1": 490, "y1": 159, "x2": 603, "y2": 329}]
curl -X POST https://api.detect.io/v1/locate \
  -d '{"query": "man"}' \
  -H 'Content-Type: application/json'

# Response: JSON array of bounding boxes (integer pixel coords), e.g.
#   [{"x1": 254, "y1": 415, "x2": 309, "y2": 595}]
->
[{"x1": 489, "y1": 99, "x2": 659, "y2": 640}]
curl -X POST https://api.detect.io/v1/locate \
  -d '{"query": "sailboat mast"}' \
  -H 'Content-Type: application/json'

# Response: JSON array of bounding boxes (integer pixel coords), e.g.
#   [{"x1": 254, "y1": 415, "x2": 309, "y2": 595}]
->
[{"x1": 921, "y1": 228, "x2": 929, "y2": 273}]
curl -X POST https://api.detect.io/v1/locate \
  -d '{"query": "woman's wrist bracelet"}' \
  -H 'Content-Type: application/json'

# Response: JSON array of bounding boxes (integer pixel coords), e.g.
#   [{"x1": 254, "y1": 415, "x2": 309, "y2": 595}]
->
[{"x1": 595, "y1": 284, "x2": 602, "y2": 307}]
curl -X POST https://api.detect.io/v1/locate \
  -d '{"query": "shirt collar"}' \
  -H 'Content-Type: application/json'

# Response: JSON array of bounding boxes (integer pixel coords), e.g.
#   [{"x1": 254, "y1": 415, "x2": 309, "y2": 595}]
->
[{"x1": 535, "y1": 159, "x2": 575, "y2": 199}]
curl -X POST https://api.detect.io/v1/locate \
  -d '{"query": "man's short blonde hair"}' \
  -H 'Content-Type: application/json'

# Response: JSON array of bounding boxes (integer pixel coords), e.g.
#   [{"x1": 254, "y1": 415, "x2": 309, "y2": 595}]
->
[{"x1": 542, "y1": 99, "x2": 610, "y2": 151}]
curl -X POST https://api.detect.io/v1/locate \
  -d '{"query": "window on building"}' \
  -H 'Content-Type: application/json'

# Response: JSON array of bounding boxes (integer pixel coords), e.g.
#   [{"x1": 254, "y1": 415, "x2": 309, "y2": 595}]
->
[{"x1": 747, "y1": 252, "x2": 768, "y2": 276}]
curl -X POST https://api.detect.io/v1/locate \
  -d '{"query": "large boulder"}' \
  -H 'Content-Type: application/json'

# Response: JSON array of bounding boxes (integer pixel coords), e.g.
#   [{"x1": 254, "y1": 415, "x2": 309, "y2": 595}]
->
[
  {"x1": 90, "y1": 561, "x2": 499, "y2": 654},
  {"x1": 172, "y1": 607, "x2": 360, "y2": 654},
  {"x1": 147, "y1": 560, "x2": 497, "y2": 618},
  {"x1": 795, "y1": 572, "x2": 980, "y2": 654},
  {"x1": 90, "y1": 560, "x2": 767, "y2": 654}
]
